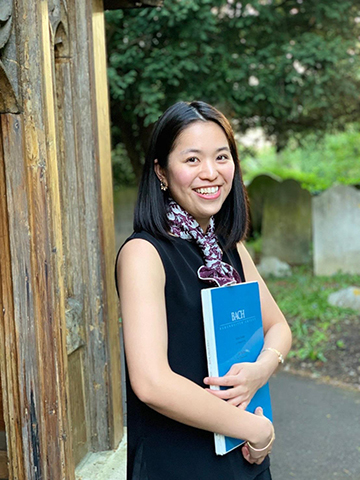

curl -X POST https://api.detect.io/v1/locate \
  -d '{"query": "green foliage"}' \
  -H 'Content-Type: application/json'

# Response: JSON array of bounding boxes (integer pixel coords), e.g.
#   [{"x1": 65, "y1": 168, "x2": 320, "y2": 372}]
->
[
  {"x1": 112, "y1": 143, "x2": 137, "y2": 189},
  {"x1": 106, "y1": 0, "x2": 360, "y2": 182},
  {"x1": 266, "y1": 266, "x2": 360, "y2": 362},
  {"x1": 242, "y1": 126, "x2": 360, "y2": 192}
]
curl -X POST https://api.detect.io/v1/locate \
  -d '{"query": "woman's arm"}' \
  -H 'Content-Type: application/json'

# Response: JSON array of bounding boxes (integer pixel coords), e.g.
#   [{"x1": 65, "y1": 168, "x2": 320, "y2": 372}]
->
[
  {"x1": 204, "y1": 242, "x2": 292, "y2": 408},
  {"x1": 238, "y1": 242, "x2": 292, "y2": 380},
  {"x1": 117, "y1": 238, "x2": 273, "y2": 449}
]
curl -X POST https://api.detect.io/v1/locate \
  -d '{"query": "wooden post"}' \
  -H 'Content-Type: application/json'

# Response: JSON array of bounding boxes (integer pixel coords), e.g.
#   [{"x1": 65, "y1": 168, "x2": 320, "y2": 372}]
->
[
  {"x1": 0, "y1": 119, "x2": 25, "y2": 480},
  {"x1": 39, "y1": 0, "x2": 75, "y2": 476},
  {"x1": 0, "y1": 0, "x2": 75, "y2": 477},
  {"x1": 91, "y1": 0, "x2": 123, "y2": 448},
  {"x1": 68, "y1": 0, "x2": 120, "y2": 451}
]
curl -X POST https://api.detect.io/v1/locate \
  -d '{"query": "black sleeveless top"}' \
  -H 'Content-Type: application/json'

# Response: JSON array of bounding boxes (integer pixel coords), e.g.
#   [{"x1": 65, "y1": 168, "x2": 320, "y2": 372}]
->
[{"x1": 116, "y1": 231, "x2": 271, "y2": 480}]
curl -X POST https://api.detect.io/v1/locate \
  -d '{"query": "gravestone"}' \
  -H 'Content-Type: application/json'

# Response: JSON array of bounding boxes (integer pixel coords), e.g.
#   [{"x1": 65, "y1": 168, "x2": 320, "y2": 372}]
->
[
  {"x1": 313, "y1": 185, "x2": 360, "y2": 275},
  {"x1": 113, "y1": 187, "x2": 138, "y2": 249},
  {"x1": 261, "y1": 179, "x2": 312, "y2": 264},
  {"x1": 247, "y1": 173, "x2": 280, "y2": 234}
]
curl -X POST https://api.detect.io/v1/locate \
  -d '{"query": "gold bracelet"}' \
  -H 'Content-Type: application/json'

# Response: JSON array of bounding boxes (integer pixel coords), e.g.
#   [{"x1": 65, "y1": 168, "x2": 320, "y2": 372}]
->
[
  {"x1": 246, "y1": 431, "x2": 275, "y2": 456},
  {"x1": 262, "y1": 347, "x2": 284, "y2": 364}
]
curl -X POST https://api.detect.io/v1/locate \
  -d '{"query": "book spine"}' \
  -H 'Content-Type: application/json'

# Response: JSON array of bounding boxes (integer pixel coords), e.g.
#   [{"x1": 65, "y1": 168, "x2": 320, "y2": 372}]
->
[
  {"x1": 201, "y1": 290, "x2": 219, "y2": 381},
  {"x1": 214, "y1": 432, "x2": 225, "y2": 455},
  {"x1": 201, "y1": 290, "x2": 225, "y2": 455}
]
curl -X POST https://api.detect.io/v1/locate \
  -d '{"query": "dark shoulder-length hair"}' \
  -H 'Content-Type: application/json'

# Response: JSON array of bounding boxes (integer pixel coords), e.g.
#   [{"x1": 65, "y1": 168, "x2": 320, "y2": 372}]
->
[{"x1": 134, "y1": 100, "x2": 249, "y2": 249}]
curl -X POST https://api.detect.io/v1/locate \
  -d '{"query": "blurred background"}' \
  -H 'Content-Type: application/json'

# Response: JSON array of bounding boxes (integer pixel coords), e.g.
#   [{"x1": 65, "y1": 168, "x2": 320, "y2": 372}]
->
[{"x1": 105, "y1": 0, "x2": 360, "y2": 389}]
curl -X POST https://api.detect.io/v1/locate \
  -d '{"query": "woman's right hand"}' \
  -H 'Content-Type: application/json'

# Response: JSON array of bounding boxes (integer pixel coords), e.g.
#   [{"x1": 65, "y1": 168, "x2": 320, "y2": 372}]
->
[{"x1": 242, "y1": 407, "x2": 275, "y2": 465}]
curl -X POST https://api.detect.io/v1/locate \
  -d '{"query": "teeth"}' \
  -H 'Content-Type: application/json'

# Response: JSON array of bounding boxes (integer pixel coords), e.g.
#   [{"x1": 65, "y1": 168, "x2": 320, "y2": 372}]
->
[{"x1": 195, "y1": 186, "x2": 219, "y2": 195}]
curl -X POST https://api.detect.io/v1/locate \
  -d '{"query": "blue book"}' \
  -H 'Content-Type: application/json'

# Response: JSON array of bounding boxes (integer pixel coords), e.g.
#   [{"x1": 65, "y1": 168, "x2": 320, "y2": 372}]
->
[{"x1": 201, "y1": 281, "x2": 272, "y2": 455}]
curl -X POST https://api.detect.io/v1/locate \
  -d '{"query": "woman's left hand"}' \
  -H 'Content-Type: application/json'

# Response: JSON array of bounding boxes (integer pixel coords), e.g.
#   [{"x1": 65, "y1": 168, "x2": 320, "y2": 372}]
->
[{"x1": 203, "y1": 362, "x2": 265, "y2": 409}]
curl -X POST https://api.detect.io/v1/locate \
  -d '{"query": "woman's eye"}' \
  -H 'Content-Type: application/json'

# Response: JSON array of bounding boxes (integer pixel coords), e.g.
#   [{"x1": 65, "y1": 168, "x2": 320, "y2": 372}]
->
[
  {"x1": 186, "y1": 157, "x2": 199, "y2": 163},
  {"x1": 217, "y1": 154, "x2": 229, "y2": 160}
]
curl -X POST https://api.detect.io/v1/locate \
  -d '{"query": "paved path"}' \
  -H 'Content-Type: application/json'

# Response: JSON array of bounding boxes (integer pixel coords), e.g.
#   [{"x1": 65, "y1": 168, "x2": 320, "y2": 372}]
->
[{"x1": 270, "y1": 371, "x2": 360, "y2": 480}]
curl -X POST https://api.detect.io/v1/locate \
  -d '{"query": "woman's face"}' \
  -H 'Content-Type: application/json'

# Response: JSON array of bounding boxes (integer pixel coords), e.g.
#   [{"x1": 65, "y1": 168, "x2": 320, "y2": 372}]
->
[{"x1": 156, "y1": 121, "x2": 235, "y2": 232}]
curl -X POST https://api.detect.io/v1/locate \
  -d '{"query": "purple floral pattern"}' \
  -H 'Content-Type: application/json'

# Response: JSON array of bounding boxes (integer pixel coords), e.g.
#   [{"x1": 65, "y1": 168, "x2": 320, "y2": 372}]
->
[{"x1": 166, "y1": 198, "x2": 242, "y2": 287}]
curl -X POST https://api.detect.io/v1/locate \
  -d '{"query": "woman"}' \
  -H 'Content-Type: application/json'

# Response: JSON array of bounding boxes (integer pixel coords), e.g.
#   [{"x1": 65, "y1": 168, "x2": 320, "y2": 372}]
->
[{"x1": 116, "y1": 101, "x2": 292, "y2": 479}]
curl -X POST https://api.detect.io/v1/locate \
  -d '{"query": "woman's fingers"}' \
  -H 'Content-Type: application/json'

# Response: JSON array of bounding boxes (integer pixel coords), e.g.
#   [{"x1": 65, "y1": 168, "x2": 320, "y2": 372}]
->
[
  {"x1": 204, "y1": 363, "x2": 261, "y2": 409},
  {"x1": 242, "y1": 445, "x2": 267, "y2": 465},
  {"x1": 205, "y1": 385, "x2": 247, "y2": 398},
  {"x1": 241, "y1": 444, "x2": 252, "y2": 463},
  {"x1": 235, "y1": 400, "x2": 249, "y2": 409},
  {"x1": 242, "y1": 442, "x2": 268, "y2": 465},
  {"x1": 203, "y1": 374, "x2": 238, "y2": 387},
  {"x1": 205, "y1": 387, "x2": 250, "y2": 407},
  {"x1": 243, "y1": 408, "x2": 274, "y2": 464},
  {"x1": 244, "y1": 409, "x2": 275, "y2": 463}
]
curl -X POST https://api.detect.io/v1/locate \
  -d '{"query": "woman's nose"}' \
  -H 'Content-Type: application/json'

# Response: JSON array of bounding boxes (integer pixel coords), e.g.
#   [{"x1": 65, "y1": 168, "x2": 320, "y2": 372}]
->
[{"x1": 199, "y1": 159, "x2": 218, "y2": 180}]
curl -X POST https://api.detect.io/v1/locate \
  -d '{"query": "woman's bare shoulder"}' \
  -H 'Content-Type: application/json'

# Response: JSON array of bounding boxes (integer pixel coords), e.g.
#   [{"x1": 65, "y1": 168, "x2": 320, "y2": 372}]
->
[
  {"x1": 117, "y1": 237, "x2": 165, "y2": 281},
  {"x1": 236, "y1": 241, "x2": 260, "y2": 281},
  {"x1": 236, "y1": 241, "x2": 253, "y2": 264}
]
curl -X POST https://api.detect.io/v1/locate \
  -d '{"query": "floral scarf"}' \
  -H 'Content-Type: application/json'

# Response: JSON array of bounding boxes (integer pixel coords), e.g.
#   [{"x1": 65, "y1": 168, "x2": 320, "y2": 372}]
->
[{"x1": 166, "y1": 198, "x2": 241, "y2": 287}]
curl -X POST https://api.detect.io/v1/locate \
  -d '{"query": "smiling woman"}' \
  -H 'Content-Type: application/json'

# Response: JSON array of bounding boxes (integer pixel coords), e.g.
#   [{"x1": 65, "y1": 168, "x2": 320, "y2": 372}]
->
[
  {"x1": 134, "y1": 101, "x2": 248, "y2": 249},
  {"x1": 115, "y1": 101, "x2": 292, "y2": 480}
]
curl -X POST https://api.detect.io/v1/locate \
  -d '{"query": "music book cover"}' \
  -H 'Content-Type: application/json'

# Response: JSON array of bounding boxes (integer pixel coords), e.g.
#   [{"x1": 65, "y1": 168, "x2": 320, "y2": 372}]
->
[{"x1": 201, "y1": 281, "x2": 273, "y2": 455}]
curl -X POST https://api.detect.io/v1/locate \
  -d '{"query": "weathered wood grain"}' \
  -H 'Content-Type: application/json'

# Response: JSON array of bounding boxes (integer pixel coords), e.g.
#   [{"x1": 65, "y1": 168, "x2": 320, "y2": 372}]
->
[
  {"x1": 1, "y1": 113, "x2": 32, "y2": 480},
  {"x1": 0, "y1": 2, "x2": 13, "y2": 50},
  {"x1": 0, "y1": 0, "x2": 21, "y2": 113},
  {"x1": 0, "y1": 382, "x2": 4, "y2": 432},
  {"x1": 0, "y1": 451, "x2": 8, "y2": 478},
  {"x1": 55, "y1": 55, "x2": 86, "y2": 353},
  {"x1": 38, "y1": 1, "x2": 74, "y2": 477},
  {"x1": 68, "y1": 0, "x2": 112, "y2": 451},
  {"x1": 54, "y1": 59, "x2": 83, "y2": 297},
  {"x1": 0, "y1": 0, "x2": 74, "y2": 477},
  {"x1": 91, "y1": 0, "x2": 123, "y2": 448},
  {"x1": 67, "y1": 349, "x2": 87, "y2": 466},
  {"x1": 53, "y1": 16, "x2": 91, "y2": 464},
  {"x1": 0, "y1": 380, "x2": 6, "y2": 480}
]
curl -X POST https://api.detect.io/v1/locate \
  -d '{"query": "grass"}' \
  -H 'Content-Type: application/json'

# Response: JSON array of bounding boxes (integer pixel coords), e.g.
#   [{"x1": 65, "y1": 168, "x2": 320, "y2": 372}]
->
[
  {"x1": 265, "y1": 266, "x2": 360, "y2": 363},
  {"x1": 240, "y1": 127, "x2": 360, "y2": 194}
]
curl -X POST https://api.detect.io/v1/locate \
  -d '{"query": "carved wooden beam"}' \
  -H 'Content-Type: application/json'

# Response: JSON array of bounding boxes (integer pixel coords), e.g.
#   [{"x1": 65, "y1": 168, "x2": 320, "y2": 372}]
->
[
  {"x1": 0, "y1": 0, "x2": 21, "y2": 113},
  {"x1": 49, "y1": 0, "x2": 70, "y2": 59},
  {"x1": 0, "y1": 64, "x2": 18, "y2": 112},
  {"x1": 0, "y1": 2, "x2": 13, "y2": 49},
  {"x1": 104, "y1": 0, "x2": 163, "y2": 10}
]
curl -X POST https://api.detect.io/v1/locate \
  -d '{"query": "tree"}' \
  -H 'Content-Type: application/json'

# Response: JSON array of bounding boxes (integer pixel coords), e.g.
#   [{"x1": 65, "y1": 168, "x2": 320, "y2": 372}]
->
[{"x1": 105, "y1": 0, "x2": 360, "y2": 180}]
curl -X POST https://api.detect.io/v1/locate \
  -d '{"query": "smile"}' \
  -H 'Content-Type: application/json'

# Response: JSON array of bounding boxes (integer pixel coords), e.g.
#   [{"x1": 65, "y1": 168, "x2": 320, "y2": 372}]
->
[{"x1": 194, "y1": 186, "x2": 219, "y2": 195}]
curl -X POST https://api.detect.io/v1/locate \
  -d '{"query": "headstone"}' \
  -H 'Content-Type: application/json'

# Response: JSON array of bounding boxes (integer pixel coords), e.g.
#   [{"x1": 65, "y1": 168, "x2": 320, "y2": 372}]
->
[
  {"x1": 256, "y1": 256, "x2": 292, "y2": 278},
  {"x1": 113, "y1": 187, "x2": 138, "y2": 250},
  {"x1": 261, "y1": 179, "x2": 312, "y2": 264},
  {"x1": 246, "y1": 174, "x2": 280, "y2": 234},
  {"x1": 313, "y1": 185, "x2": 360, "y2": 275},
  {"x1": 328, "y1": 287, "x2": 360, "y2": 312}
]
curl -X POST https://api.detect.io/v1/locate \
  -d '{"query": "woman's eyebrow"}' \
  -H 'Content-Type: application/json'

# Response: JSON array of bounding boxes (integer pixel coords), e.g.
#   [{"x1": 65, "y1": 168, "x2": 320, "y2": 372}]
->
[{"x1": 180, "y1": 146, "x2": 230, "y2": 155}]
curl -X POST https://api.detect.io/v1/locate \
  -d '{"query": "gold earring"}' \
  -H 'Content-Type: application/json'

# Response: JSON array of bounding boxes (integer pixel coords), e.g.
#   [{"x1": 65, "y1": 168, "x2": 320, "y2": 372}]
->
[{"x1": 160, "y1": 181, "x2": 168, "y2": 192}]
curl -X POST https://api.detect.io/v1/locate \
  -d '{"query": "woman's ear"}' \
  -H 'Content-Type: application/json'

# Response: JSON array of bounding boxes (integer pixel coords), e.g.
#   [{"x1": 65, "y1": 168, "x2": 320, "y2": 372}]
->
[{"x1": 154, "y1": 159, "x2": 167, "y2": 185}]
